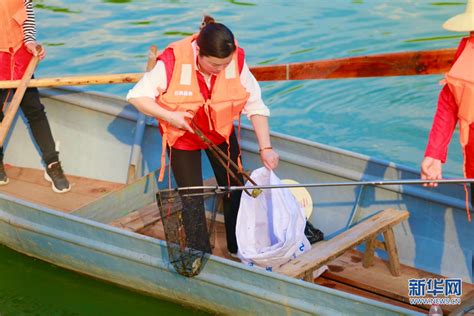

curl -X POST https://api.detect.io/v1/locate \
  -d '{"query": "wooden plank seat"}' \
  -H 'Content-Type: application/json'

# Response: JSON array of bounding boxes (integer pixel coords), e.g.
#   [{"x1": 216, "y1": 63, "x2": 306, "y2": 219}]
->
[
  {"x1": 274, "y1": 208, "x2": 409, "y2": 282},
  {"x1": 108, "y1": 178, "x2": 221, "y2": 233},
  {"x1": 108, "y1": 200, "x2": 224, "y2": 232},
  {"x1": 109, "y1": 203, "x2": 161, "y2": 232}
]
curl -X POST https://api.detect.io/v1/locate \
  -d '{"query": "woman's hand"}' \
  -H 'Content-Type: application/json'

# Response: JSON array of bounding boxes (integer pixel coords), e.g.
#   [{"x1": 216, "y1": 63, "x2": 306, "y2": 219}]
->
[
  {"x1": 166, "y1": 111, "x2": 194, "y2": 133},
  {"x1": 25, "y1": 41, "x2": 46, "y2": 60},
  {"x1": 421, "y1": 157, "x2": 442, "y2": 187},
  {"x1": 260, "y1": 148, "x2": 279, "y2": 170}
]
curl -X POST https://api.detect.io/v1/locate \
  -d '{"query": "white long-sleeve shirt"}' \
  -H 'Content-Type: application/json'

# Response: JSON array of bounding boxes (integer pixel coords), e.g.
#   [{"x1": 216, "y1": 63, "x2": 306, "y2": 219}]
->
[{"x1": 126, "y1": 41, "x2": 270, "y2": 119}]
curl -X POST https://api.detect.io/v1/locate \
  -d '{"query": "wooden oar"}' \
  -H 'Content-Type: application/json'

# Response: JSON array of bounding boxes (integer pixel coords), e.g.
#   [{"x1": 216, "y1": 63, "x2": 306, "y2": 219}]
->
[
  {"x1": 0, "y1": 73, "x2": 142, "y2": 89},
  {"x1": 251, "y1": 47, "x2": 457, "y2": 80},
  {"x1": 0, "y1": 48, "x2": 457, "y2": 89},
  {"x1": 0, "y1": 48, "x2": 41, "y2": 146}
]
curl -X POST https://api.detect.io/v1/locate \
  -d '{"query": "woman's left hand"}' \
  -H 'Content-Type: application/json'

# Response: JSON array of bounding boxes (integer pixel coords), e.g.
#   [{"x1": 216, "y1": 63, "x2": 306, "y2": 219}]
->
[{"x1": 260, "y1": 148, "x2": 279, "y2": 170}]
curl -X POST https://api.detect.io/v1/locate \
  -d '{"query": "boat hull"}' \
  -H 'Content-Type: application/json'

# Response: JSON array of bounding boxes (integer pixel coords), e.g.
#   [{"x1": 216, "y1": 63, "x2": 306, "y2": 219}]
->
[
  {"x1": 0, "y1": 192, "x2": 413, "y2": 315},
  {"x1": 1, "y1": 87, "x2": 472, "y2": 314}
]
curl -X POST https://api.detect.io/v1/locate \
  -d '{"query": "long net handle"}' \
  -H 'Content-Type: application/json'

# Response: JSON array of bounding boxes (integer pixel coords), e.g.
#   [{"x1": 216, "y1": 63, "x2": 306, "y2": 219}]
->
[
  {"x1": 192, "y1": 123, "x2": 260, "y2": 188},
  {"x1": 192, "y1": 125, "x2": 253, "y2": 196}
]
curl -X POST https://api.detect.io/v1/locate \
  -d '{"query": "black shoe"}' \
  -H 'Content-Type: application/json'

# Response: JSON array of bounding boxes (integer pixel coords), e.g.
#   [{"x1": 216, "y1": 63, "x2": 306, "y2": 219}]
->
[
  {"x1": 0, "y1": 161, "x2": 9, "y2": 185},
  {"x1": 44, "y1": 161, "x2": 71, "y2": 193},
  {"x1": 305, "y1": 221, "x2": 324, "y2": 245}
]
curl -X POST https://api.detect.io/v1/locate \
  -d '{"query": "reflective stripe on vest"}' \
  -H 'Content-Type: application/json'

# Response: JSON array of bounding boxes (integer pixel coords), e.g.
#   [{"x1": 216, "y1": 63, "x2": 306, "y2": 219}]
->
[
  {"x1": 445, "y1": 37, "x2": 474, "y2": 176},
  {"x1": 157, "y1": 34, "x2": 250, "y2": 147},
  {"x1": 0, "y1": 0, "x2": 26, "y2": 53}
]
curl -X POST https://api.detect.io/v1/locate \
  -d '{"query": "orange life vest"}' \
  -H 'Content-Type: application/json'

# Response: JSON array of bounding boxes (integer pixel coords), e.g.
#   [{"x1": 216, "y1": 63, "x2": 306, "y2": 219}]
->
[
  {"x1": 0, "y1": 0, "x2": 26, "y2": 53},
  {"x1": 445, "y1": 37, "x2": 474, "y2": 177},
  {"x1": 156, "y1": 34, "x2": 250, "y2": 147}
]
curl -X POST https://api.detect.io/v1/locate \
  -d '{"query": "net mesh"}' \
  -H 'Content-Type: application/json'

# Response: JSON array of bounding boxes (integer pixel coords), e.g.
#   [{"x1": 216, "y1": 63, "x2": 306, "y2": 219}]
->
[{"x1": 157, "y1": 189, "x2": 218, "y2": 277}]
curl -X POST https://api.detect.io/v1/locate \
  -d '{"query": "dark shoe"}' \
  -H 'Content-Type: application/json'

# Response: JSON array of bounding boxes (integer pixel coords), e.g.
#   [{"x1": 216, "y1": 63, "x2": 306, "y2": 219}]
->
[
  {"x1": 44, "y1": 161, "x2": 71, "y2": 193},
  {"x1": 305, "y1": 221, "x2": 324, "y2": 244},
  {"x1": 0, "y1": 161, "x2": 9, "y2": 185}
]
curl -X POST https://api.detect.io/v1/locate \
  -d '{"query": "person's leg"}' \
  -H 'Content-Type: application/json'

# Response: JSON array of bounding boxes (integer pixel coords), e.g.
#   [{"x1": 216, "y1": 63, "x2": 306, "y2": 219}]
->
[
  {"x1": 170, "y1": 148, "x2": 211, "y2": 253},
  {"x1": 20, "y1": 88, "x2": 58, "y2": 164},
  {"x1": 0, "y1": 90, "x2": 8, "y2": 184},
  {"x1": 205, "y1": 131, "x2": 243, "y2": 254},
  {"x1": 20, "y1": 87, "x2": 70, "y2": 192},
  {"x1": 0, "y1": 89, "x2": 7, "y2": 157},
  {"x1": 465, "y1": 137, "x2": 474, "y2": 212}
]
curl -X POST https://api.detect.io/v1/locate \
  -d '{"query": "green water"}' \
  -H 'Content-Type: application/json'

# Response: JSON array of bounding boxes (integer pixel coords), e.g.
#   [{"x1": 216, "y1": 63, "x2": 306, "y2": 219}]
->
[{"x1": 0, "y1": 245, "x2": 210, "y2": 316}]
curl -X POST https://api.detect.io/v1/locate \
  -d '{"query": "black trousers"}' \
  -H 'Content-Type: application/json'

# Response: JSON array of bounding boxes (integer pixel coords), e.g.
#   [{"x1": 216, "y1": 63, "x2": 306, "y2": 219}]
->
[
  {"x1": 170, "y1": 131, "x2": 244, "y2": 254},
  {"x1": 0, "y1": 87, "x2": 59, "y2": 165}
]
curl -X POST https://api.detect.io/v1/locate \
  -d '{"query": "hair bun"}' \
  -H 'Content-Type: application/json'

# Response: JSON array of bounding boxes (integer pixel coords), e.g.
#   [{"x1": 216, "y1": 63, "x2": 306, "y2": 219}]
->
[{"x1": 200, "y1": 15, "x2": 216, "y2": 30}]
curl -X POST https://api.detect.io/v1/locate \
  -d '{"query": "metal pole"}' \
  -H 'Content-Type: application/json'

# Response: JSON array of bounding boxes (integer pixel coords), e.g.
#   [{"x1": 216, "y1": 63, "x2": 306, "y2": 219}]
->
[{"x1": 163, "y1": 178, "x2": 474, "y2": 197}]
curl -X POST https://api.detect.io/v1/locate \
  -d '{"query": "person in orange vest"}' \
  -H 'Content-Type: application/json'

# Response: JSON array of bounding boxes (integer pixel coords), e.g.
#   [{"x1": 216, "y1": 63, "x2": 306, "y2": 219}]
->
[
  {"x1": 128, "y1": 16, "x2": 279, "y2": 256},
  {"x1": 0, "y1": 0, "x2": 70, "y2": 193},
  {"x1": 421, "y1": 0, "x2": 474, "y2": 219}
]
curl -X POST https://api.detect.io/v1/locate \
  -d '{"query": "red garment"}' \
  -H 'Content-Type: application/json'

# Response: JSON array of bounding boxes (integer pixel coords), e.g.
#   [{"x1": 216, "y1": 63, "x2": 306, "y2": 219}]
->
[
  {"x1": 0, "y1": 43, "x2": 32, "y2": 80},
  {"x1": 424, "y1": 37, "x2": 474, "y2": 177},
  {"x1": 156, "y1": 46, "x2": 245, "y2": 150}
]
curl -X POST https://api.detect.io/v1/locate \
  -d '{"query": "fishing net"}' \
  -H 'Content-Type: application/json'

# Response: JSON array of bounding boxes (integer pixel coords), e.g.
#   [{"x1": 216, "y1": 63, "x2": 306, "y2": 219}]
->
[{"x1": 157, "y1": 189, "x2": 218, "y2": 277}]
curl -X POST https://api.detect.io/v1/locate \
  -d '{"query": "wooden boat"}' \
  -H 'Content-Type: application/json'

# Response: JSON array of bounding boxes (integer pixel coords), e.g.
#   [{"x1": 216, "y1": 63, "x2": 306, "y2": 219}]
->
[
  {"x1": 0, "y1": 86, "x2": 472, "y2": 315},
  {"x1": 0, "y1": 48, "x2": 472, "y2": 314}
]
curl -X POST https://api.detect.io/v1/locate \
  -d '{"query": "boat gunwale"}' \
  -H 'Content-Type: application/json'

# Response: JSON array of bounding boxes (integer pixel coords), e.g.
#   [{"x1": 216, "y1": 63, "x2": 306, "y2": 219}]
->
[{"x1": 38, "y1": 87, "x2": 471, "y2": 213}]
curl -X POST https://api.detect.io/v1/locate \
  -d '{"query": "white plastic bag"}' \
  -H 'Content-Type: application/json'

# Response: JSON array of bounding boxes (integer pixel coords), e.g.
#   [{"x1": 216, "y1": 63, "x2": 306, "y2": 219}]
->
[{"x1": 236, "y1": 167, "x2": 311, "y2": 270}]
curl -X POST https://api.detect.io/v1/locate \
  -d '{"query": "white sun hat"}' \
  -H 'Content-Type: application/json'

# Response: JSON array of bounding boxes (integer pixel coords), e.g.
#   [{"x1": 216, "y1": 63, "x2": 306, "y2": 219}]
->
[
  {"x1": 281, "y1": 179, "x2": 313, "y2": 219},
  {"x1": 443, "y1": 0, "x2": 474, "y2": 32}
]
